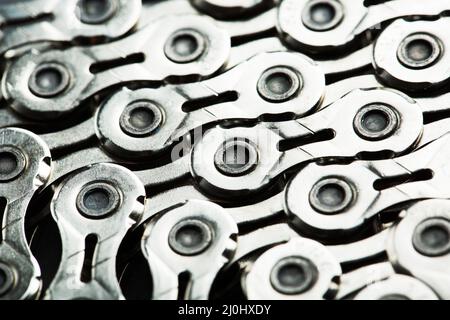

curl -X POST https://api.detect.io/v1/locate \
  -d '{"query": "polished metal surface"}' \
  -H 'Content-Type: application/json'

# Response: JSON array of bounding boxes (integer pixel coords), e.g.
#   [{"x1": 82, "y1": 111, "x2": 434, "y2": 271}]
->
[{"x1": 1, "y1": 0, "x2": 450, "y2": 300}]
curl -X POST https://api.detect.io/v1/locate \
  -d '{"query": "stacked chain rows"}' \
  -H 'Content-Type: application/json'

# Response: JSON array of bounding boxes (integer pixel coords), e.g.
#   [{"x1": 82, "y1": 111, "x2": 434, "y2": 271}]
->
[{"x1": 1, "y1": 0, "x2": 450, "y2": 300}]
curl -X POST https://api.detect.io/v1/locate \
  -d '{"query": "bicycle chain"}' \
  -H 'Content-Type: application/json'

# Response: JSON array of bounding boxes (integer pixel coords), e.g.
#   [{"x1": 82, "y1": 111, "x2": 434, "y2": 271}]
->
[{"x1": 1, "y1": 0, "x2": 450, "y2": 300}]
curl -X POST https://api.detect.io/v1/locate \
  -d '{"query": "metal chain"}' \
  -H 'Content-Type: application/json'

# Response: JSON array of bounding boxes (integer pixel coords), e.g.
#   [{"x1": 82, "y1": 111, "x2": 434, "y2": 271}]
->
[{"x1": 1, "y1": 0, "x2": 450, "y2": 300}]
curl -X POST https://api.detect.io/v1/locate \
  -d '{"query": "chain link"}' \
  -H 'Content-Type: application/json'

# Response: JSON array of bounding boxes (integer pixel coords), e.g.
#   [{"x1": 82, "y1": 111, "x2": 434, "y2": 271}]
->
[{"x1": 1, "y1": 0, "x2": 450, "y2": 300}]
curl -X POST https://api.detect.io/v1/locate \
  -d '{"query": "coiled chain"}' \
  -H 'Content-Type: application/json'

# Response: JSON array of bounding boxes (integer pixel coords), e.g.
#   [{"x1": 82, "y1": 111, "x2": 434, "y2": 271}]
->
[{"x1": 1, "y1": 0, "x2": 450, "y2": 300}]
